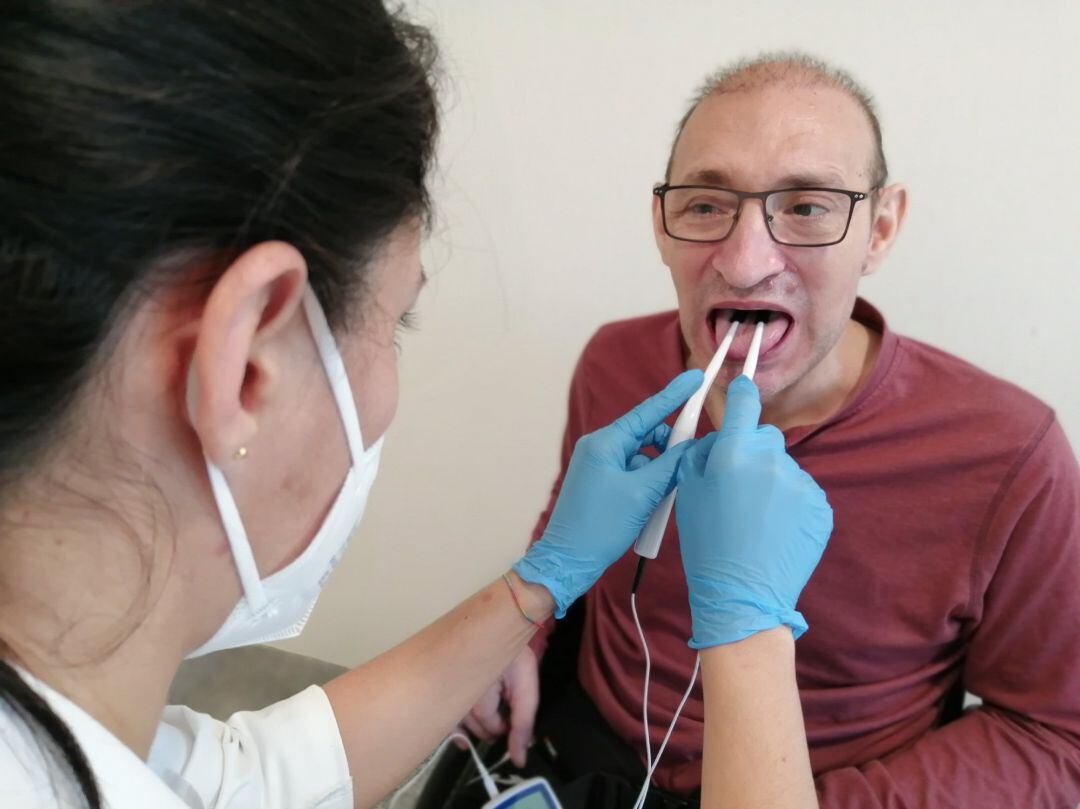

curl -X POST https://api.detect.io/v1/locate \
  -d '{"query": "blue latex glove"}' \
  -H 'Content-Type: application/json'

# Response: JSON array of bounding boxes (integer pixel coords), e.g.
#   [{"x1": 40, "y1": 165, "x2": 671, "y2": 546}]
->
[
  {"x1": 675, "y1": 375, "x2": 833, "y2": 648},
  {"x1": 514, "y1": 370, "x2": 704, "y2": 618}
]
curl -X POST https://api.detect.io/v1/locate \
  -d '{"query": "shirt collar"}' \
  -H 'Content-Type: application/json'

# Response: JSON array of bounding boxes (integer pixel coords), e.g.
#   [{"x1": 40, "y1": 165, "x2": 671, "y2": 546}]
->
[
  {"x1": 14, "y1": 665, "x2": 189, "y2": 809},
  {"x1": 784, "y1": 297, "x2": 897, "y2": 445}
]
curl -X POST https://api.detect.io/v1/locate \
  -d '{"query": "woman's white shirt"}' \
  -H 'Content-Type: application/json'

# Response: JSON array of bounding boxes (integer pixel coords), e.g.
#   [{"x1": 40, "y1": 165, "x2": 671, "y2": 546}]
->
[{"x1": 0, "y1": 666, "x2": 353, "y2": 809}]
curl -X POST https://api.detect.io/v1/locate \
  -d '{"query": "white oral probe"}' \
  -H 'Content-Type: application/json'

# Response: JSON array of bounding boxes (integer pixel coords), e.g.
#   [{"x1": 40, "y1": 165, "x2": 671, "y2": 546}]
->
[
  {"x1": 634, "y1": 315, "x2": 740, "y2": 559},
  {"x1": 632, "y1": 311, "x2": 770, "y2": 560},
  {"x1": 742, "y1": 315, "x2": 767, "y2": 381}
]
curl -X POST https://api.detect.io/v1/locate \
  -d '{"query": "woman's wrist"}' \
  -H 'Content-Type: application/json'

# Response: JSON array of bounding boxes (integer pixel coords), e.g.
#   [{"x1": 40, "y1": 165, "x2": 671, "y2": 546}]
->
[{"x1": 505, "y1": 569, "x2": 555, "y2": 626}]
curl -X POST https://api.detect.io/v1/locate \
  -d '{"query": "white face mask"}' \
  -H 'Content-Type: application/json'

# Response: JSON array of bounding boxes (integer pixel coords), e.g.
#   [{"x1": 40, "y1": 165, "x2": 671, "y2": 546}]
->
[{"x1": 187, "y1": 287, "x2": 383, "y2": 659}]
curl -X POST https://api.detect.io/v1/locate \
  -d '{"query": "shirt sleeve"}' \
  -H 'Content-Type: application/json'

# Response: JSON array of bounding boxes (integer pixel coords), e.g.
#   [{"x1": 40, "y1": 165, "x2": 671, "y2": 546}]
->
[
  {"x1": 815, "y1": 416, "x2": 1080, "y2": 808},
  {"x1": 148, "y1": 685, "x2": 352, "y2": 809},
  {"x1": 526, "y1": 347, "x2": 595, "y2": 662}
]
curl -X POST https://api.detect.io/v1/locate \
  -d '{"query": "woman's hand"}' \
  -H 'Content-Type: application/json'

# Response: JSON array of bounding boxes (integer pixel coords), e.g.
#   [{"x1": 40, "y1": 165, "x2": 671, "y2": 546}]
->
[
  {"x1": 458, "y1": 646, "x2": 540, "y2": 768},
  {"x1": 676, "y1": 375, "x2": 833, "y2": 649},
  {"x1": 513, "y1": 370, "x2": 703, "y2": 617}
]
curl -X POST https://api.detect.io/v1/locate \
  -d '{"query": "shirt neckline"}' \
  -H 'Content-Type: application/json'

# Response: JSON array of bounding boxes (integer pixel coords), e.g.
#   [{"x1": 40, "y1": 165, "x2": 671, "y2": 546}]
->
[{"x1": 9, "y1": 663, "x2": 189, "y2": 808}]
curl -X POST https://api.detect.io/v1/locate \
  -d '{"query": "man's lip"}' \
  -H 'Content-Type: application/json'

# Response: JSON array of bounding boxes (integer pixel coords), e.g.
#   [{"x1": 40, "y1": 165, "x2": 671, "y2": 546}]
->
[
  {"x1": 707, "y1": 300, "x2": 794, "y2": 322},
  {"x1": 705, "y1": 302, "x2": 795, "y2": 360}
]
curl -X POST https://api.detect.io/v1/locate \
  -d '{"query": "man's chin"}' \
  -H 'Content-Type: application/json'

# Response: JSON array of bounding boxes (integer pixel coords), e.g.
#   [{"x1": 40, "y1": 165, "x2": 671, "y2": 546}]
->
[
  {"x1": 751, "y1": 371, "x2": 791, "y2": 404},
  {"x1": 727, "y1": 358, "x2": 803, "y2": 407}
]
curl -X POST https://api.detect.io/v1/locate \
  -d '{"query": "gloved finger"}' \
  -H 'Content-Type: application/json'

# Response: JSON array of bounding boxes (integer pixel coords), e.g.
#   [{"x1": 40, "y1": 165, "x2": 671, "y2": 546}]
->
[
  {"x1": 754, "y1": 424, "x2": 786, "y2": 451},
  {"x1": 796, "y1": 467, "x2": 834, "y2": 519},
  {"x1": 720, "y1": 375, "x2": 762, "y2": 434},
  {"x1": 639, "y1": 423, "x2": 672, "y2": 453},
  {"x1": 632, "y1": 438, "x2": 694, "y2": 501},
  {"x1": 679, "y1": 433, "x2": 716, "y2": 481},
  {"x1": 609, "y1": 370, "x2": 703, "y2": 452},
  {"x1": 706, "y1": 423, "x2": 784, "y2": 477},
  {"x1": 628, "y1": 453, "x2": 651, "y2": 471}
]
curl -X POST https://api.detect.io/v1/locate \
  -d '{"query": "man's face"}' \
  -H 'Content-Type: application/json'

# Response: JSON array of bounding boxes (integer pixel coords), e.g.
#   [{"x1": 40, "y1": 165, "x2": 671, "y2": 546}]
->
[{"x1": 655, "y1": 83, "x2": 895, "y2": 401}]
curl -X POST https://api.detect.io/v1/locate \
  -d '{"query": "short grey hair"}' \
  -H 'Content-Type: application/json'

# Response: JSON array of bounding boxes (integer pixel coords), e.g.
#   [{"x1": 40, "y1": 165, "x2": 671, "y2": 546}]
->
[{"x1": 663, "y1": 51, "x2": 888, "y2": 189}]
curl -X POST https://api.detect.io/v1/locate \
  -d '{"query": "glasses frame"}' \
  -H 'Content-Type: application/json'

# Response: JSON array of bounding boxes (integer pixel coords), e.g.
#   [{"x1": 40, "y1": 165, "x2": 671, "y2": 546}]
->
[{"x1": 653, "y1": 183, "x2": 871, "y2": 248}]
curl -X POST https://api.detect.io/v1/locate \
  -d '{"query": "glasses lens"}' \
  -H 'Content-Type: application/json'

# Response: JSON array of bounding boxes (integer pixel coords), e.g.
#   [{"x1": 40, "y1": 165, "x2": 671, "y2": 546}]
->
[
  {"x1": 663, "y1": 187, "x2": 740, "y2": 242},
  {"x1": 766, "y1": 189, "x2": 852, "y2": 245}
]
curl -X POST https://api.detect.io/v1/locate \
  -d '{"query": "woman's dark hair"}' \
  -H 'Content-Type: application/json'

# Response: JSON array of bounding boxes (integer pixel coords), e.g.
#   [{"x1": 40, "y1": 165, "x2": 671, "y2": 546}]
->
[{"x1": 0, "y1": 1, "x2": 439, "y2": 805}]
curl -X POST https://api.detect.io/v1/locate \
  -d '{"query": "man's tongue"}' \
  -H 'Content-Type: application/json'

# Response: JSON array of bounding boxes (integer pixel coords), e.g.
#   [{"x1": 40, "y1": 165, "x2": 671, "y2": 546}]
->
[{"x1": 714, "y1": 310, "x2": 791, "y2": 361}]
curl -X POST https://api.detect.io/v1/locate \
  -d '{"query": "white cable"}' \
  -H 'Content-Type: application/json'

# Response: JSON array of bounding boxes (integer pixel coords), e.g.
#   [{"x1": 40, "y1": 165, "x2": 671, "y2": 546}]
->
[
  {"x1": 630, "y1": 593, "x2": 653, "y2": 772},
  {"x1": 630, "y1": 313, "x2": 766, "y2": 809},
  {"x1": 631, "y1": 655, "x2": 701, "y2": 809},
  {"x1": 631, "y1": 583, "x2": 703, "y2": 809},
  {"x1": 387, "y1": 731, "x2": 498, "y2": 808}
]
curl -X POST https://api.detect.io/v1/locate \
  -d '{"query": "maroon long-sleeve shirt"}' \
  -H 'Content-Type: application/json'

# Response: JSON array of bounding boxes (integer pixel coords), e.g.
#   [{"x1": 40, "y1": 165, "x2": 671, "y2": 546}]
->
[{"x1": 528, "y1": 299, "x2": 1080, "y2": 808}]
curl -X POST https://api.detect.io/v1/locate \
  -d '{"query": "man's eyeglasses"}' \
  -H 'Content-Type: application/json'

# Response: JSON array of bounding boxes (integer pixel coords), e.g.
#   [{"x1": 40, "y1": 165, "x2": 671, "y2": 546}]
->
[{"x1": 653, "y1": 184, "x2": 872, "y2": 247}]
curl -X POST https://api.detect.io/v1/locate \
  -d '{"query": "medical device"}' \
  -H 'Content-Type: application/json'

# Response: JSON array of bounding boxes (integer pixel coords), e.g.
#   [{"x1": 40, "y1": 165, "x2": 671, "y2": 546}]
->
[
  {"x1": 633, "y1": 309, "x2": 770, "y2": 561},
  {"x1": 480, "y1": 777, "x2": 562, "y2": 808},
  {"x1": 388, "y1": 732, "x2": 563, "y2": 809},
  {"x1": 629, "y1": 312, "x2": 769, "y2": 809}
]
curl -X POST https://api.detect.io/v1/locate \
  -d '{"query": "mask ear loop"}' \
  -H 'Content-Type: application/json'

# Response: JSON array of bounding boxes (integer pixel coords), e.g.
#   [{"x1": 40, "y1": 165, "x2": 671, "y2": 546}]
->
[
  {"x1": 191, "y1": 287, "x2": 366, "y2": 616},
  {"x1": 204, "y1": 461, "x2": 269, "y2": 611},
  {"x1": 301, "y1": 287, "x2": 367, "y2": 460},
  {"x1": 188, "y1": 363, "x2": 269, "y2": 613}
]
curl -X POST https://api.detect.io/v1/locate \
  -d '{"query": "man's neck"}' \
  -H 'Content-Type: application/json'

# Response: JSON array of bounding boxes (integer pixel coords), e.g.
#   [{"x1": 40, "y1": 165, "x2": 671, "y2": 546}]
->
[{"x1": 703, "y1": 318, "x2": 881, "y2": 434}]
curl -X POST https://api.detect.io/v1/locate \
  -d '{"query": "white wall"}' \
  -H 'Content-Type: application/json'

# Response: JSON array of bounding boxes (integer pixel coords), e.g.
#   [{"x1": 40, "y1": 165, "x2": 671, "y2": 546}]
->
[{"x1": 277, "y1": 0, "x2": 1080, "y2": 667}]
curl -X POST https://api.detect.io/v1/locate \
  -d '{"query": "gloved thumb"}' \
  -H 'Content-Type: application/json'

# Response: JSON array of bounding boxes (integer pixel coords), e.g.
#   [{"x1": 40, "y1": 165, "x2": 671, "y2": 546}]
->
[
  {"x1": 633, "y1": 438, "x2": 693, "y2": 500},
  {"x1": 720, "y1": 375, "x2": 762, "y2": 433},
  {"x1": 679, "y1": 432, "x2": 716, "y2": 482}
]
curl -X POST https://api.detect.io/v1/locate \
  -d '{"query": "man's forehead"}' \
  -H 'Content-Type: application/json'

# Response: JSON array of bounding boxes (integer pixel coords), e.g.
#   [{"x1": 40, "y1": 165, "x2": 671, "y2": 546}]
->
[
  {"x1": 682, "y1": 165, "x2": 849, "y2": 189},
  {"x1": 669, "y1": 84, "x2": 875, "y2": 188}
]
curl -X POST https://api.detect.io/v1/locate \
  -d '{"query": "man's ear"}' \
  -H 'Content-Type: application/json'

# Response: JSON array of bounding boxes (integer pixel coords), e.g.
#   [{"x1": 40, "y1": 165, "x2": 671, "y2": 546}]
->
[
  {"x1": 187, "y1": 241, "x2": 308, "y2": 464},
  {"x1": 862, "y1": 183, "x2": 908, "y2": 278}
]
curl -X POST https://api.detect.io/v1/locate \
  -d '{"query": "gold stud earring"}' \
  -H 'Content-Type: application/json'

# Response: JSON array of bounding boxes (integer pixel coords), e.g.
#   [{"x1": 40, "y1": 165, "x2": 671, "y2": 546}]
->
[{"x1": 233, "y1": 446, "x2": 249, "y2": 460}]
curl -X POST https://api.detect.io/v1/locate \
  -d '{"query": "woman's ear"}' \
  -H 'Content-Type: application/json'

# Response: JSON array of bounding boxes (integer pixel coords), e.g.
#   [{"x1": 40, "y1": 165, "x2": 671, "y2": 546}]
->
[{"x1": 186, "y1": 241, "x2": 308, "y2": 464}]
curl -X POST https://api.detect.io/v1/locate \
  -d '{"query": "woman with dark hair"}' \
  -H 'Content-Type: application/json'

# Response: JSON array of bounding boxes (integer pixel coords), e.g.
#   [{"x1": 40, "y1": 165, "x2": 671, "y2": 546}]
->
[{"x1": 0, "y1": 2, "x2": 832, "y2": 808}]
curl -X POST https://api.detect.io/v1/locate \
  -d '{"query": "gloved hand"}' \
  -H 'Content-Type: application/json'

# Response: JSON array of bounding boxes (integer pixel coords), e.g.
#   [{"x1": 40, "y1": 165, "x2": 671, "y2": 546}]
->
[
  {"x1": 675, "y1": 375, "x2": 833, "y2": 648},
  {"x1": 514, "y1": 370, "x2": 703, "y2": 618}
]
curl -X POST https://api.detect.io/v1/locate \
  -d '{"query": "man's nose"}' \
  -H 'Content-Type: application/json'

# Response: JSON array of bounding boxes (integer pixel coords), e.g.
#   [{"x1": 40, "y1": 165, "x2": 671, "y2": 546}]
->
[{"x1": 709, "y1": 199, "x2": 786, "y2": 290}]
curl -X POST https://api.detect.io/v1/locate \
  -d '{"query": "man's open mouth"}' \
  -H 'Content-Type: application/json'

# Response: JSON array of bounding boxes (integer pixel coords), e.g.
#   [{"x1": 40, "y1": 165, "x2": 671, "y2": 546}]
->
[{"x1": 707, "y1": 306, "x2": 793, "y2": 361}]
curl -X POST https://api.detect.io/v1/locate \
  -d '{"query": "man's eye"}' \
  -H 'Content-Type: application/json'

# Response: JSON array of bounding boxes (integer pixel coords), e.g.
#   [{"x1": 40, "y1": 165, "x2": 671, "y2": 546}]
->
[
  {"x1": 685, "y1": 200, "x2": 733, "y2": 217},
  {"x1": 788, "y1": 202, "x2": 828, "y2": 217}
]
